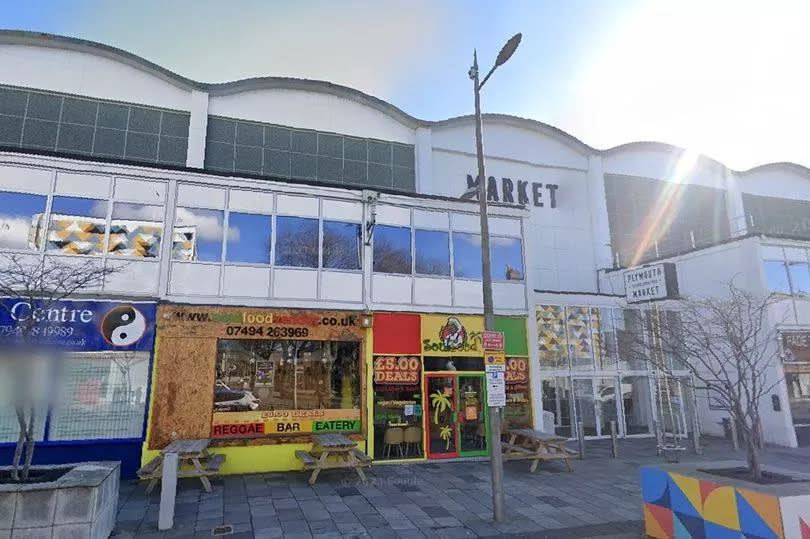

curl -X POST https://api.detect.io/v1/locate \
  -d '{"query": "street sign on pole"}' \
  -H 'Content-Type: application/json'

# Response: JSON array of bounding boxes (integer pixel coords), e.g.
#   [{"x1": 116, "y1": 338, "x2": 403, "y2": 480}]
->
[
  {"x1": 482, "y1": 330, "x2": 504, "y2": 351},
  {"x1": 485, "y1": 351, "x2": 506, "y2": 367}
]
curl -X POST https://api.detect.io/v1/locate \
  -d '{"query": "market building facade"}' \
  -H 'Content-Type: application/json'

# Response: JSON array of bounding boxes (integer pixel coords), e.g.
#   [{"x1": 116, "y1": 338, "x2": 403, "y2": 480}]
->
[{"x1": 0, "y1": 30, "x2": 808, "y2": 483}]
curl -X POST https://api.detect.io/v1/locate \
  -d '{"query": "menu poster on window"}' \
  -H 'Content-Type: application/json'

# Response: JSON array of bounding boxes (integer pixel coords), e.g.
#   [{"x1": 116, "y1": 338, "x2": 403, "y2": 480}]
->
[
  {"x1": 373, "y1": 356, "x2": 420, "y2": 384},
  {"x1": 506, "y1": 357, "x2": 529, "y2": 384},
  {"x1": 783, "y1": 332, "x2": 810, "y2": 363},
  {"x1": 211, "y1": 409, "x2": 362, "y2": 438},
  {"x1": 254, "y1": 360, "x2": 274, "y2": 387}
]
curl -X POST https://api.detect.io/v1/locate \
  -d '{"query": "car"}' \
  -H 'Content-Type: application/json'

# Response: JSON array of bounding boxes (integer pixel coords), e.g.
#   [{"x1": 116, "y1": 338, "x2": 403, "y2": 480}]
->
[{"x1": 214, "y1": 387, "x2": 260, "y2": 411}]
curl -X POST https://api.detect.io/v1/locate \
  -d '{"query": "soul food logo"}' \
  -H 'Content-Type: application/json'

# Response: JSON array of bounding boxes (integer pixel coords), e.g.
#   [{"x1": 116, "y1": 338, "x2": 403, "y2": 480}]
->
[{"x1": 423, "y1": 317, "x2": 481, "y2": 353}]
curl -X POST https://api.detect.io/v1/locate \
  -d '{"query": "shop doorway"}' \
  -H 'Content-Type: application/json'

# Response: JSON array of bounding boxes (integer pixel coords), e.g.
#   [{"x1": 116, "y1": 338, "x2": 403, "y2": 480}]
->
[{"x1": 423, "y1": 373, "x2": 488, "y2": 459}]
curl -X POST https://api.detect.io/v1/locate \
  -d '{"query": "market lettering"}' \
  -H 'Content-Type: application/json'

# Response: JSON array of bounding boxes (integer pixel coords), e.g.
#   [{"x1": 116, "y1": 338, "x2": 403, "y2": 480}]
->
[
  {"x1": 630, "y1": 286, "x2": 662, "y2": 300},
  {"x1": 313, "y1": 420, "x2": 360, "y2": 432},
  {"x1": 212, "y1": 423, "x2": 265, "y2": 437},
  {"x1": 10, "y1": 301, "x2": 93, "y2": 323},
  {"x1": 466, "y1": 175, "x2": 559, "y2": 208}
]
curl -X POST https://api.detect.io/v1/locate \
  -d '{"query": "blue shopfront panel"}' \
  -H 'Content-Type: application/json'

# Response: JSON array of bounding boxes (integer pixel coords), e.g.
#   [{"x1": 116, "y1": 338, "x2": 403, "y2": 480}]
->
[{"x1": 0, "y1": 299, "x2": 157, "y2": 479}]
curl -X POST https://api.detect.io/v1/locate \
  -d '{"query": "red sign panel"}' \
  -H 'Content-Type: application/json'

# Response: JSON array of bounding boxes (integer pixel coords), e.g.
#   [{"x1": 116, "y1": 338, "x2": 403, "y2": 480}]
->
[
  {"x1": 373, "y1": 356, "x2": 421, "y2": 384},
  {"x1": 482, "y1": 330, "x2": 505, "y2": 351}
]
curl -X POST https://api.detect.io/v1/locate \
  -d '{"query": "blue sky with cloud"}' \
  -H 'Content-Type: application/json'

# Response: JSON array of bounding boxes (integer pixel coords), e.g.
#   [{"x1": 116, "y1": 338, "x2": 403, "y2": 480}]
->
[{"x1": 1, "y1": 0, "x2": 808, "y2": 169}]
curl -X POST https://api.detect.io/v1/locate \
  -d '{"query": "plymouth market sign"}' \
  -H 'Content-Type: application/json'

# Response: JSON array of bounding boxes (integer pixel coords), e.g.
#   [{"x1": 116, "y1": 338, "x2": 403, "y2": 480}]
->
[
  {"x1": 465, "y1": 175, "x2": 559, "y2": 208},
  {"x1": 624, "y1": 262, "x2": 679, "y2": 304}
]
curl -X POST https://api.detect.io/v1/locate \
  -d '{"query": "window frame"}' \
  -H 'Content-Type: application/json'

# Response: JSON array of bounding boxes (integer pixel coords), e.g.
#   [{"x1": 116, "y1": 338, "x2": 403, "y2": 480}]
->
[
  {"x1": 413, "y1": 228, "x2": 451, "y2": 277},
  {"x1": 372, "y1": 223, "x2": 413, "y2": 276}
]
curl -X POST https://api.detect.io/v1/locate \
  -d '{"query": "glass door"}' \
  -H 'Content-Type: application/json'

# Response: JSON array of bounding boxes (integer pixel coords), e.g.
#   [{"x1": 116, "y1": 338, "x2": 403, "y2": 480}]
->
[
  {"x1": 424, "y1": 374, "x2": 459, "y2": 458},
  {"x1": 458, "y1": 373, "x2": 488, "y2": 457}
]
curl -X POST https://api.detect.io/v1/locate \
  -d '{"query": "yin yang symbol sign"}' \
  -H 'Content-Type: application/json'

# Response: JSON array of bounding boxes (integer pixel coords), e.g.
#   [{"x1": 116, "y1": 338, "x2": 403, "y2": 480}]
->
[{"x1": 101, "y1": 305, "x2": 147, "y2": 346}]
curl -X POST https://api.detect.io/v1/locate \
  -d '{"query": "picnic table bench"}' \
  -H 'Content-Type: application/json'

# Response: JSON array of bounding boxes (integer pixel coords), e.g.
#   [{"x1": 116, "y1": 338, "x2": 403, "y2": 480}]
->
[
  {"x1": 295, "y1": 433, "x2": 371, "y2": 485},
  {"x1": 137, "y1": 439, "x2": 225, "y2": 493},
  {"x1": 502, "y1": 428, "x2": 577, "y2": 472}
]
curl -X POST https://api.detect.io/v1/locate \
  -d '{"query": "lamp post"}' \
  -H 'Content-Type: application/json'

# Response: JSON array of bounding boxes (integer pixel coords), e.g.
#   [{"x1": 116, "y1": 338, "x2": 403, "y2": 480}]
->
[{"x1": 468, "y1": 32, "x2": 521, "y2": 523}]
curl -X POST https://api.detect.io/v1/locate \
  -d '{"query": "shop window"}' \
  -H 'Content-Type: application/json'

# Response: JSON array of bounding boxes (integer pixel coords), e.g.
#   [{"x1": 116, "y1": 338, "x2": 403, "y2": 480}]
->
[
  {"x1": 48, "y1": 352, "x2": 150, "y2": 441},
  {"x1": 789, "y1": 262, "x2": 810, "y2": 295},
  {"x1": 595, "y1": 377, "x2": 620, "y2": 436},
  {"x1": 452, "y1": 232, "x2": 482, "y2": 279},
  {"x1": 786, "y1": 373, "x2": 810, "y2": 427},
  {"x1": 226, "y1": 212, "x2": 271, "y2": 264},
  {"x1": 504, "y1": 357, "x2": 532, "y2": 429},
  {"x1": 414, "y1": 229, "x2": 449, "y2": 276},
  {"x1": 0, "y1": 354, "x2": 48, "y2": 442},
  {"x1": 616, "y1": 309, "x2": 646, "y2": 370},
  {"x1": 598, "y1": 307, "x2": 620, "y2": 370},
  {"x1": 621, "y1": 376, "x2": 653, "y2": 434},
  {"x1": 542, "y1": 377, "x2": 573, "y2": 437},
  {"x1": 573, "y1": 378, "x2": 597, "y2": 436},
  {"x1": 423, "y1": 356, "x2": 484, "y2": 371},
  {"x1": 373, "y1": 225, "x2": 411, "y2": 274},
  {"x1": 322, "y1": 221, "x2": 361, "y2": 270},
  {"x1": 764, "y1": 260, "x2": 791, "y2": 294},
  {"x1": 109, "y1": 202, "x2": 164, "y2": 258},
  {"x1": 275, "y1": 216, "x2": 318, "y2": 268},
  {"x1": 372, "y1": 356, "x2": 423, "y2": 460},
  {"x1": 490, "y1": 237, "x2": 523, "y2": 280},
  {"x1": 215, "y1": 339, "x2": 361, "y2": 413},
  {"x1": 566, "y1": 307, "x2": 595, "y2": 370},
  {"x1": 46, "y1": 196, "x2": 109, "y2": 255},
  {"x1": 173, "y1": 207, "x2": 224, "y2": 262},
  {"x1": 0, "y1": 191, "x2": 46, "y2": 250}
]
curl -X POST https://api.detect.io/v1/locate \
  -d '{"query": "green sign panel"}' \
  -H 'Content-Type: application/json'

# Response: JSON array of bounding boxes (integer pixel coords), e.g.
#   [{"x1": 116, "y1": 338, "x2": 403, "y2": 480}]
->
[{"x1": 312, "y1": 420, "x2": 361, "y2": 432}]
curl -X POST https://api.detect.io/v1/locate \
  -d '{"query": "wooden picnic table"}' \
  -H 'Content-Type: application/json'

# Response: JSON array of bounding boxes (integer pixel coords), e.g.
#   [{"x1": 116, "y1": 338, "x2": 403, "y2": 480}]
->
[
  {"x1": 295, "y1": 433, "x2": 371, "y2": 485},
  {"x1": 502, "y1": 428, "x2": 577, "y2": 472},
  {"x1": 137, "y1": 438, "x2": 225, "y2": 493}
]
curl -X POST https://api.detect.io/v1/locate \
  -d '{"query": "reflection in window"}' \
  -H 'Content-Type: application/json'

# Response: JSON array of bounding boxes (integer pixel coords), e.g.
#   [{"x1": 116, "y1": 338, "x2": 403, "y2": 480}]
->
[
  {"x1": 276, "y1": 216, "x2": 318, "y2": 268},
  {"x1": 491, "y1": 237, "x2": 523, "y2": 280},
  {"x1": 49, "y1": 352, "x2": 150, "y2": 440},
  {"x1": 453, "y1": 232, "x2": 482, "y2": 279},
  {"x1": 415, "y1": 229, "x2": 449, "y2": 276},
  {"x1": 173, "y1": 207, "x2": 224, "y2": 262},
  {"x1": 226, "y1": 213, "x2": 271, "y2": 264},
  {"x1": 109, "y1": 203, "x2": 164, "y2": 258},
  {"x1": 789, "y1": 263, "x2": 810, "y2": 295},
  {"x1": 595, "y1": 377, "x2": 619, "y2": 437},
  {"x1": 621, "y1": 376, "x2": 653, "y2": 434},
  {"x1": 598, "y1": 308, "x2": 619, "y2": 369},
  {"x1": 46, "y1": 196, "x2": 108, "y2": 255},
  {"x1": 764, "y1": 260, "x2": 791, "y2": 294},
  {"x1": 373, "y1": 225, "x2": 411, "y2": 274},
  {"x1": 541, "y1": 377, "x2": 573, "y2": 437},
  {"x1": 0, "y1": 191, "x2": 46, "y2": 250},
  {"x1": 215, "y1": 340, "x2": 361, "y2": 413},
  {"x1": 322, "y1": 221, "x2": 361, "y2": 270}
]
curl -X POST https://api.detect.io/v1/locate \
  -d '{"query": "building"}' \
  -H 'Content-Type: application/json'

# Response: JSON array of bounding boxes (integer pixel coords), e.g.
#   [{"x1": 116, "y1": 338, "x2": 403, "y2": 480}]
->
[{"x1": 0, "y1": 31, "x2": 808, "y2": 480}]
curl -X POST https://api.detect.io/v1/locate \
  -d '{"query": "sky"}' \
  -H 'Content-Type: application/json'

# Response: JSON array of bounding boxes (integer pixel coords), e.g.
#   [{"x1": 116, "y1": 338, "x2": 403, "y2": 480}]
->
[{"x1": 1, "y1": 0, "x2": 809, "y2": 170}]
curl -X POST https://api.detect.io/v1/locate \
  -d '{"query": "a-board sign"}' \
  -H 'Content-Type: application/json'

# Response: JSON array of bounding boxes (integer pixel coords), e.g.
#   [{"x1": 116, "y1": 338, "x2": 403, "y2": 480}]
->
[
  {"x1": 624, "y1": 262, "x2": 679, "y2": 303},
  {"x1": 482, "y1": 331, "x2": 504, "y2": 351}
]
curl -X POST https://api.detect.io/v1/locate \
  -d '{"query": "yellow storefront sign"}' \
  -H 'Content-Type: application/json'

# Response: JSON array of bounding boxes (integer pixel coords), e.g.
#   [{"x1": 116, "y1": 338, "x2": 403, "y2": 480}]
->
[
  {"x1": 211, "y1": 409, "x2": 361, "y2": 438},
  {"x1": 421, "y1": 314, "x2": 485, "y2": 356},
  {"x1": 485, "y1": 351, "x2": 506, "y2": 367}
]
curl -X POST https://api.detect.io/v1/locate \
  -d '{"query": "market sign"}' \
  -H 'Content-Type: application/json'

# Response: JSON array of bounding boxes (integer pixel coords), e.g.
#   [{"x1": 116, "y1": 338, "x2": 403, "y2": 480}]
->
[
  {"x1": 506, "y1": 357, "x2": 529, "y2": 384},
  {"x1": 421, "y1": 314, "x2": 484, "y2": 356},
  {"x1": 0, "y1": 299, "x2": 156, "y2": 352},
  {"x1": 782, "y1": 331, "x2": 810, "y2": 363},
  {"x1": 624, "y1": 262, "x2": 679, "y2": 304},
  {"x1": 211, "y1": 409, "x2": 361, "y2": 439},
  {"x1": 482, "y1": 330, "x2": 504, "y2": 351},
  {"x1": 373, "y1": 356, "x2": 420, "y2": 384}
]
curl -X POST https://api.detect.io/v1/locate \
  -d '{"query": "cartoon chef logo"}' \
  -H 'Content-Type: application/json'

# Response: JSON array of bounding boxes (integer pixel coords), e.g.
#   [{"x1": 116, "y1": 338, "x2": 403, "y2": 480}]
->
[
  {"x1": 439, "y1": 317, "x2": 467, "y2": 349},
  {"x1": 100, "y1": 305, "x2": 147, "y2": 347}
]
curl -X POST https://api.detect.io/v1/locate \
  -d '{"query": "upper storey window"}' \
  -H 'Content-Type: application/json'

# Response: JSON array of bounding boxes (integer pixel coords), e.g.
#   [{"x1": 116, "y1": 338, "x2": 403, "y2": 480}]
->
[
  {"x1": 0, "y1": 86, "x2": 190, "y2": 166},
  {"x1": 204, "y1": 116, "x2": 416, "y2": 192}
]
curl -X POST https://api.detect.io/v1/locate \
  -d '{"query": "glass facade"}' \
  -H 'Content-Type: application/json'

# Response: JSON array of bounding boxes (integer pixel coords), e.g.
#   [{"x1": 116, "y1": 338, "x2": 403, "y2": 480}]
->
[
  {"x1": 205, "y1": 116, "x2": 416, "y2": 192},
  {"x1": 537, "y1": 304, "x2": 689, "y2": 439},
  {"x1": 743, "y1": 193, "x2": 810, "y2": 240},
  {"x1": 0, "y1": 85, "x2": 189, "y2": 165},
  {"x1": 763, "y1": 246, "x2": 810, "y2": 297}
]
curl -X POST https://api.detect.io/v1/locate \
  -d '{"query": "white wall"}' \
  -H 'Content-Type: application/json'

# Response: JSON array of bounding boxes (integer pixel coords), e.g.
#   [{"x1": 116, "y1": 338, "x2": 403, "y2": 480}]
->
[
  {"x1": 208, "y1": 89, "x2": 415, "y2": 144},
  {"x1": 0, "y1": 44, "x2": 192, "y2": 111},
  {"x1": 736, "y1": 166, "x2": 810, "y2": 200},
  {"x1": 602, "y1": 146, "x2": 726, "y2": 190}
]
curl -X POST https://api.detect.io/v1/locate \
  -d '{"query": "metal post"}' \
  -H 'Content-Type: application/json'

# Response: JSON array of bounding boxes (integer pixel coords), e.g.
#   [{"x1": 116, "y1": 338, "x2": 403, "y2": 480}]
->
[
  {"x1": 610, "y1": 420, "x2": 618, "y2": 458},
  {"x1": 472, "y1": 50, "x2": 505, "y2": 524},
  {"x1": 158, "y1": 452, "x2": 178, "y2": 531},
  {"x1": 688, "y1": 384, "x2": 702, "y2": 454},
  {"x1": 729, "y1": 416, "x2": 740, "y2": 451},
  {"x1": 577, "y1": 421, "x2": 586, "y2": 459}
]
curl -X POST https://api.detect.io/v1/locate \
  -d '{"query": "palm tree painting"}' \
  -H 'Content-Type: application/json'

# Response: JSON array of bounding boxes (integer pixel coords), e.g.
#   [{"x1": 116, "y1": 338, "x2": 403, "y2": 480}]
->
[
  {"x1": 430, "y1": 390, "x2": 452, "y2": 425},
  {"x1": 439, "y1": 425, "x2": 452, "y2": 450}
]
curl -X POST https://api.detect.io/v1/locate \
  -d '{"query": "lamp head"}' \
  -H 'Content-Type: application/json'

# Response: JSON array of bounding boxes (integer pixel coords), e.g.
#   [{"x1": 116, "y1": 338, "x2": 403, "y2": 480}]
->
[{"x1": 495, "y1": 33, "x2": 522, "y2": 67}]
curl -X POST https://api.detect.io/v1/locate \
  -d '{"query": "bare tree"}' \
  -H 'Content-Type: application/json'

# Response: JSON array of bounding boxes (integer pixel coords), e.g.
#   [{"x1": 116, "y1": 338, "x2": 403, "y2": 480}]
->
[
  {"x1": 630, "y1": 281, "x2": 782, "y2": 480},
  {"x1": 0, "y1": 253, "x2": 121, "y2": 481}
]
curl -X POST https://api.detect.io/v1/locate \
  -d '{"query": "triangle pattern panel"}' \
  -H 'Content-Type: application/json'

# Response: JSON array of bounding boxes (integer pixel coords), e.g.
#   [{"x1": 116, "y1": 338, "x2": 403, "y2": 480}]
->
[
  {"x1": 735, "y1": 489, "x2": 782, "y2": 538},
  {"x1": 669, "y1": 475, "x2": 701, "y2": 518},
  {"x1": 702, "y1": 483, "x2": 740, "y2": 531},
  {"x1": 703, "y1": 521, "x2": 743, "y2": 539},
  {"x1": 674, "y1": 511, "x2": 706, "y2": 539},
  {"x1": 800, "y1": 517, "x2": 810, "y2": 539},
  {"x1": 645, "y1": 502, "x2": 674, "y2": 539},
  {"x1": 641, "y1": 467, "x2": 671, "y2": 505}
]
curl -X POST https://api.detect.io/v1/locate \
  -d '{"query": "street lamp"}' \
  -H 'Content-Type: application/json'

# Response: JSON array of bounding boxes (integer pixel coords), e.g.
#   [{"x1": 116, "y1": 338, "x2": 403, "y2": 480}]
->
[{"x1": 468, "y1": 32, "x2": 521, "y2": 523}]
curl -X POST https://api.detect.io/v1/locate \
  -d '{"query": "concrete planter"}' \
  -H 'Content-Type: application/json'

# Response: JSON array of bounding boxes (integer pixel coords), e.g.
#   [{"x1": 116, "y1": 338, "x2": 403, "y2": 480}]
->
[
  {"x1": 641, "y1": 461, "x2": 810, "y2": 538},
  {"x1": 0, "y1": 461, "x2": 119, "y2": 539}
]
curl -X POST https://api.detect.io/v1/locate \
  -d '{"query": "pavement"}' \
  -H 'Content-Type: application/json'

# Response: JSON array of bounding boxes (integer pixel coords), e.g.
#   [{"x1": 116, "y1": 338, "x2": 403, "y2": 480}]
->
[{"x1": 111, "y1": 437, "x2": 810, "y2": 539}]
